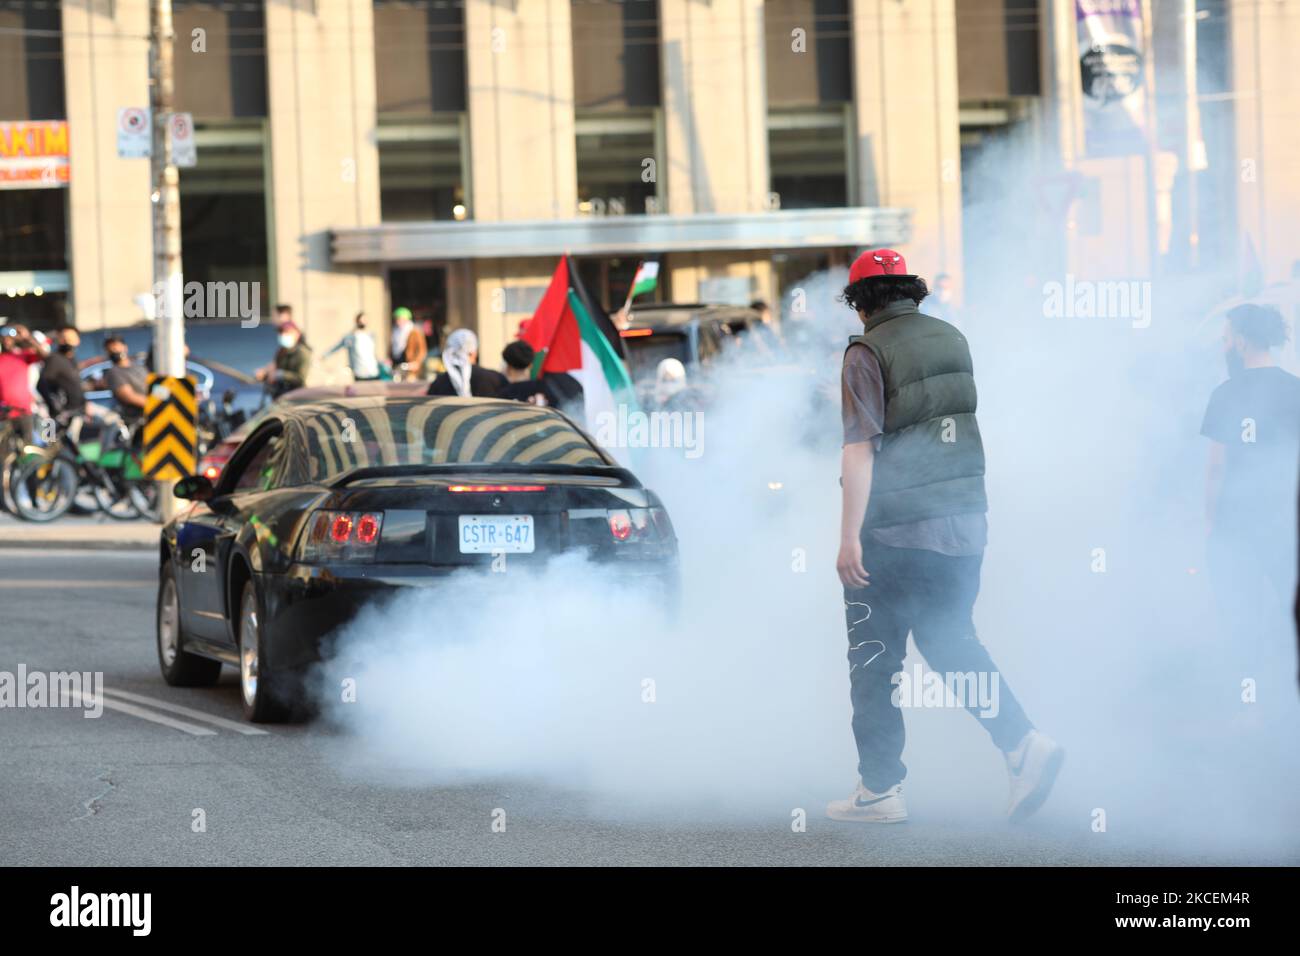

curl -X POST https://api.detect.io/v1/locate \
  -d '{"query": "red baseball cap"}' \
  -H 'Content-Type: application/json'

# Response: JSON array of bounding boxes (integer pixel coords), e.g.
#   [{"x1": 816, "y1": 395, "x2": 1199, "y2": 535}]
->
[{"x1": 849, "y1": 249, "x2": 916, "y2": 284}]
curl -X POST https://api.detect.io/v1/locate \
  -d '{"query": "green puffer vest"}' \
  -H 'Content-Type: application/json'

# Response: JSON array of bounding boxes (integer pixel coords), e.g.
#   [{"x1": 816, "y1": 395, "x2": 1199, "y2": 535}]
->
[{"x1": 847, "y1": 301, "x2": 988, "y2": 528}]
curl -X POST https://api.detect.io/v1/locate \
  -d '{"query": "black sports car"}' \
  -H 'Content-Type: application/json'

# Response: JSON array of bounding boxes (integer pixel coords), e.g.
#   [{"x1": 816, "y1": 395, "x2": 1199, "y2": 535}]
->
[{"x1": 157, "y1": 396, "x2": 679, "y2": 722}]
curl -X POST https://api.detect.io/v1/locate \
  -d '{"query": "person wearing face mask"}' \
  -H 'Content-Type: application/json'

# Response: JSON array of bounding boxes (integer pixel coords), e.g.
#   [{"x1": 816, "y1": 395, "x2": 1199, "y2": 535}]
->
[
  {"x1": 256, "y1": 317, "x2": 313, "y2": 398},
  {"x1": 0, "y1": 325, "x2": 46, "y2": 443},
  {"x1": 37, "y1": 328, "x2": 86, "y2": 419},
  {"x1": 426, "y1": 328, "x2": 505, "y2": 398},
  {"x1": 102, "y1": 335, "x2": 149, "y2": 425},
  {"x1": 1201, "y1": 303, "x2": 1300, "y2": 659}
]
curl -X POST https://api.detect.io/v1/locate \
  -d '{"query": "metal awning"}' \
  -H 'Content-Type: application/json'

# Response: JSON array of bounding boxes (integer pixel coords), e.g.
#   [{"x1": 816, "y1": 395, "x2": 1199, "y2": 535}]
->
[{"x1": 331, "y1": 207, "x2": 911, "y2": 263}]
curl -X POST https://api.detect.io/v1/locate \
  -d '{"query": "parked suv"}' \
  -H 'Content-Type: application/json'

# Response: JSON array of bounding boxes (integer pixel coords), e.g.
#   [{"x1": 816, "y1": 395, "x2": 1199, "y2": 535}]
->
[{"x1": 620, "y1": 303, "x2": 766, "y2": 388}]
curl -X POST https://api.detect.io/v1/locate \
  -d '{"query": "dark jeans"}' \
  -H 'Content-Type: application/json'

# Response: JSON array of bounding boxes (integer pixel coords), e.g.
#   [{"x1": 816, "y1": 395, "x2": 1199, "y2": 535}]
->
[{"x1": 843, "y1": 540, "x2": 1033, "y2": 792}]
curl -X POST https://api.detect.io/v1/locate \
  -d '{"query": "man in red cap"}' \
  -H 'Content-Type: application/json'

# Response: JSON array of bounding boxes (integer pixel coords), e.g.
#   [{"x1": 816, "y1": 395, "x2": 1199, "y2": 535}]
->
[{"x1": 827, "y1": 250, "x2": 1062, "y2": 825}]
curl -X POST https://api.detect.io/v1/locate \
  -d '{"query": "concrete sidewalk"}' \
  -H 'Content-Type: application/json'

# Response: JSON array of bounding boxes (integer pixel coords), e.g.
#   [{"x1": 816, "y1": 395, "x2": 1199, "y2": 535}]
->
[{"x1": 0, "y1": 514, "x2": 159, "y2": 551}]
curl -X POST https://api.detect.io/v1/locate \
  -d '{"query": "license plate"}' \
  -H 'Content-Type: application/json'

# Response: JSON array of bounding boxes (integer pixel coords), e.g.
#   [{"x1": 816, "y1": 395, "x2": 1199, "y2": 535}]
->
[{"x1": 458, "y1": 515, "x2": 535, "y2": 553}]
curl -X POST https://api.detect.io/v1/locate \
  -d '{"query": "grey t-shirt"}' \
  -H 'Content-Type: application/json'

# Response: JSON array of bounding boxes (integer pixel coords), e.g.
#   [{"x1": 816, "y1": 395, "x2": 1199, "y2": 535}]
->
[
  {"x1": 104, "y1": 363, "x2": 149, "y2": 421},
  {"x1": 841, "y1": 342, "x2": 988, "y2": 556}
]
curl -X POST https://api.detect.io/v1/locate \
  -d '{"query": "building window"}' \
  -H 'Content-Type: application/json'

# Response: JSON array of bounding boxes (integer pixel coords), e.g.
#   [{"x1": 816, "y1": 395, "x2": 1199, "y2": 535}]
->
[
  {"x1": 374, "y1": 0, "x2": 466, "y2": 114},
  {"x1": 768, "y1": 107, "x2": 851, "y2": 210},
  {"x1": 173, "y1": 0, "x2": 268, "y2": 119},
  {"x1": 764, "y1": 0, "x2": 852, "y2": 209},
  {"x1": 374, "y1": 1, "x2": 468, "y2": 221},
  {"x1": 572, "y1": 0, "x2": 661, "y2": 217},
  {"x1": 576, "y1": 111, "x2": 660, "y2": 217},
  {"x1": 178, "y1": 122, "x2": 270, "y2": 315},
  {"x1": 0, "y1": 1, "x2": 65, "y2": 121},
  {"x1": 764, "y1": 0, "x2": 852, "y2": 108},
  {"x1": 571, "y1": 0, "x2": 660, "y2": 113},
  {"x1": 378, "y1": 116, "x2": 469, "y2": 222}
]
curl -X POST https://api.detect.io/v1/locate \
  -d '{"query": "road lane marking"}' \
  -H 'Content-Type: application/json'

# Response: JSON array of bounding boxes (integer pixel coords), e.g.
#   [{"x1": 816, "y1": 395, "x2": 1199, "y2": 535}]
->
[
  {"x1": 0, "y1": 580, "x2": 153, "y2": 589},
  {"x1": 64, "y1": 690, "x2": 216, "y2": 736},
  {"x1": 101, "y1": 687, "x2": 268, "y2": 735}
]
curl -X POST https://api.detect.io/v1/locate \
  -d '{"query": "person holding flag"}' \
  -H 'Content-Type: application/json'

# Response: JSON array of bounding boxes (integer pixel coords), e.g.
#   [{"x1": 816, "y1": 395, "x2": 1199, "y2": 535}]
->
[
  {"x1": 611, "y1": 260, "x2": 659, "y2": 330},
  {"x1": 521, "y1": 255, "x2": 637, "y2": 436}
]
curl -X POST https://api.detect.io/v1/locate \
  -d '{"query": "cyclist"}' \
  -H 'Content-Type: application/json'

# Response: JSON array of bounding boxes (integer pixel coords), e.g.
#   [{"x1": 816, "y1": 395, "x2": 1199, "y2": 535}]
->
[
  {"x1": 0, "y1": 325, "x2": 48, "y2": 444},
  {"x1": 37, "y1": 327, "x2": 87, "y2": 440}
]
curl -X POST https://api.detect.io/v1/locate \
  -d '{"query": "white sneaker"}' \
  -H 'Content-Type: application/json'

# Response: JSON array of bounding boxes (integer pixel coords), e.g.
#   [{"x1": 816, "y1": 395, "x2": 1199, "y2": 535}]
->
[
  {"x1": 1005, "y1": 730, "x2": 1064, "y2": 823},
  {"x1": 826, "y1": 781, "x2": 908, "y2": 823}
]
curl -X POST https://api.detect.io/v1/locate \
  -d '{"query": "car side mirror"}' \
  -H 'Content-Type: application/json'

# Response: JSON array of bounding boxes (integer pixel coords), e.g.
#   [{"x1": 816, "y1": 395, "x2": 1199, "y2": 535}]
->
[{"x1": 174, "y1": 474, "x2": 214, "y2": 502}]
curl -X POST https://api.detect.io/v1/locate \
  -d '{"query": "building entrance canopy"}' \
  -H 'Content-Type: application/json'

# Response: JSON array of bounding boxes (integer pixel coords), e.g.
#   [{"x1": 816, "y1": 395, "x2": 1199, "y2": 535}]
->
[{"x1": 332, "y1": 207, "x2": 911, "y2": 263}]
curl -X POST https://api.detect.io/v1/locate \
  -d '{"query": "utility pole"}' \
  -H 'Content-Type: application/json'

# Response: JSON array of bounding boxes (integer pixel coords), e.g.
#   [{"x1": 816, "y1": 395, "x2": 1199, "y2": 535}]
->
[{"x1": 149, "y1": 0, "x2": 185, "y2": 522}]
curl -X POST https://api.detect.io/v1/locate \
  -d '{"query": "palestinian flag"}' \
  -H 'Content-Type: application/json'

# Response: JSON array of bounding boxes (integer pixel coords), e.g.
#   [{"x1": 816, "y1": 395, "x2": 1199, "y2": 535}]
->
[
  {"x1": 521, "y1": 256, "x2": 636, "y2": 437},
  {"x1": 628, "y1": 261, "x2": 659, "y2": 301}
]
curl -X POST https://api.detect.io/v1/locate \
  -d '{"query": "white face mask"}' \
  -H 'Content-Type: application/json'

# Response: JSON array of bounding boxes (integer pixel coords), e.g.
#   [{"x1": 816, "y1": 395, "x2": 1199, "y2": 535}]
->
[{"x1": 278, "y1": 333, "x2": 296, "y2": 349}]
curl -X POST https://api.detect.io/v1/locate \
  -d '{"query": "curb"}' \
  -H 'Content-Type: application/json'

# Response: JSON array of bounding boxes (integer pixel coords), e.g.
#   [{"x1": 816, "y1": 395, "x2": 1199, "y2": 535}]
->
[{"x1": 0, "y1": 537, "x2": 157, "y2": 551}]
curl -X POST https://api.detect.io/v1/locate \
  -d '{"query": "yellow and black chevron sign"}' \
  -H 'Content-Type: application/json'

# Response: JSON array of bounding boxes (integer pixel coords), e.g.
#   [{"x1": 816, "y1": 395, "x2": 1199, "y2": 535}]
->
[{"x1": 142, "y1": 374, "x2": 198, "y2": 480}]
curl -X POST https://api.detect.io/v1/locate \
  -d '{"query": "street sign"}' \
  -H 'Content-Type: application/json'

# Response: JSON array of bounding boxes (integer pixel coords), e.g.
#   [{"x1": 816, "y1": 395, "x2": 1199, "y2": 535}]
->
[
  {"x1": 142, "y1": 375, "x2": 198, "y2": 480},
  {"x1": 171, "y1": 112, "x2": 196, "y2": 168},
  {"x1": 117, "y1": 107, "x2": 151, "y2": 159}
]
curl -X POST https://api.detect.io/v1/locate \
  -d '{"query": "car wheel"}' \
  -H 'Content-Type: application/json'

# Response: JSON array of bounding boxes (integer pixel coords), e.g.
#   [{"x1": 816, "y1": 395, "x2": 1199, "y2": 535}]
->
[
  {"x1": 237, "y1": 579, "x2": 295, "y2": 723},
  {"x1": 157, "y1": 563, "x2": 222, "y2": 687}
]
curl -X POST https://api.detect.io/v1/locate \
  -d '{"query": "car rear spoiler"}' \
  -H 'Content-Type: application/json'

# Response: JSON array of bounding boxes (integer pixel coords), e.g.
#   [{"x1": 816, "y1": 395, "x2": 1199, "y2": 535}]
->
[{"x1": 329, "y1": 462, "x2": 639, "y2": 488}]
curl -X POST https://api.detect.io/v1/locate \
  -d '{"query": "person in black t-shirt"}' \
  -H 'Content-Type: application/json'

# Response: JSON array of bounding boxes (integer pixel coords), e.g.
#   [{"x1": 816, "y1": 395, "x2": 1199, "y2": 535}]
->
[
  {"x1": 497, "y1": 340, "x2": 583, "y2": 415},
  {"x1": 1200, "y1": 303, "x2": 1300, "y2": 657},
  {"x1": 37, "y1": 327, "x2": 86, "y2": 418}
]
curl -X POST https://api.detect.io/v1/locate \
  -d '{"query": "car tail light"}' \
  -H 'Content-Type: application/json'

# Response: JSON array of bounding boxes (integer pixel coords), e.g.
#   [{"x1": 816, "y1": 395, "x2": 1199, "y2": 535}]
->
[
  {"x1": 202, "y1": 464, "x2": 220, "y2": 481},
  {"x1": 448, "y1": 484, "x2": 546, "y2": 493},
  {"x1": 606, "y1": 508, "x2": 663, "y2": 542},
  {"x1": 608, "y1": 511, "x2": 633, "y2": 540},
  {"x1": 299, "y1": 510, "x2": 384, "y2": 563},
  {"x1": 356, "y1": 513, "x2": 380, "y2": 544}
]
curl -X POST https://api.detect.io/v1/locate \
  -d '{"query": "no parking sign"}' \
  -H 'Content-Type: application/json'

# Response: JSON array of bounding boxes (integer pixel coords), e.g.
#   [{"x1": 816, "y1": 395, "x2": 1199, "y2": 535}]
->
[
  {"x1": 117, "y1": 107, "x2": 151, "y2": 159},
  {"x1": 171, "y1": 112, "x2": 196, "y2": 168}
]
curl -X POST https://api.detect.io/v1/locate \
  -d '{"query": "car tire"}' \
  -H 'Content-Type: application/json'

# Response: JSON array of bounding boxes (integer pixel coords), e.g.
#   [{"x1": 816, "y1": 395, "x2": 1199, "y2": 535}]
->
[
  {"x1": 157, "y1": 563, "x2": 222, "y2": 687},
  {"x1": 236, "y1": 579, "x2": 296, "y2": 723}
]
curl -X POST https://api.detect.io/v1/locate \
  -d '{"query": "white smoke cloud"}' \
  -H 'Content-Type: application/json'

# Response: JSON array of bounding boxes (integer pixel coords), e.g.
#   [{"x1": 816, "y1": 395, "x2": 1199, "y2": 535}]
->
[{"x1": 312, "y1": 145, "x2": 1299, "y2": 859}]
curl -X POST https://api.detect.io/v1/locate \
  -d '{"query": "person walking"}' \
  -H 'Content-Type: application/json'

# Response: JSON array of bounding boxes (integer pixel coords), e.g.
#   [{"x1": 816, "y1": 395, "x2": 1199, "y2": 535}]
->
[
  {"x1": 827, "y1": 249, "x2": 1062, "y2": 825},
  {"x1": 389, "y1": 307, "x2": 427, "y2": 381},
  {"x1": 1201, "y1": 303, "x2": 1300, "y2": 664},
  {"x1": 324, "y1": 312, "x2": 380, "y2": 381}
]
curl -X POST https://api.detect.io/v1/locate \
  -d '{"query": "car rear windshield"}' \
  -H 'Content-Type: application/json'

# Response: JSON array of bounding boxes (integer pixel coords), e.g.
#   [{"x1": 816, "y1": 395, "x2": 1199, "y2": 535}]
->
[
  {"x1": 624, "y1": 332, "x2": 690, "y2": 383},
  {"x1": 302, "y1": 401, "x2": 606, "y2": 481}
]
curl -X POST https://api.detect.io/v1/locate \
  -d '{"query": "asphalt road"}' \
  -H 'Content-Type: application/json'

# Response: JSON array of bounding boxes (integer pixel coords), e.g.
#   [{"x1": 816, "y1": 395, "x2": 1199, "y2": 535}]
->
[{"x1": 0, "y1": 548, "x2": 1293, "y2": 867}]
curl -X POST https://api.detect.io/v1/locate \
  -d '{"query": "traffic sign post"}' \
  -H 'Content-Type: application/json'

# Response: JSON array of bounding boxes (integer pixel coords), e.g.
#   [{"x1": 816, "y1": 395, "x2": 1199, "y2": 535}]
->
[
  {"x1": 149, "y1": 0, "x2": 186, "y2": 521},
  {"x1": 142, "y1": 375, "x2": 198, "y2": 481}
]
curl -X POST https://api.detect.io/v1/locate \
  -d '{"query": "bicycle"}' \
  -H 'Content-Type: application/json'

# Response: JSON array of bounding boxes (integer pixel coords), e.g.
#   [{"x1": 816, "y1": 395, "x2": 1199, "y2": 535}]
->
[
  {"x1": 0, "y1": 403, "x2": 31, "y2": 514},
  {"x1": 9, "y1": 414, "x2": 158, "y2": 522}
]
